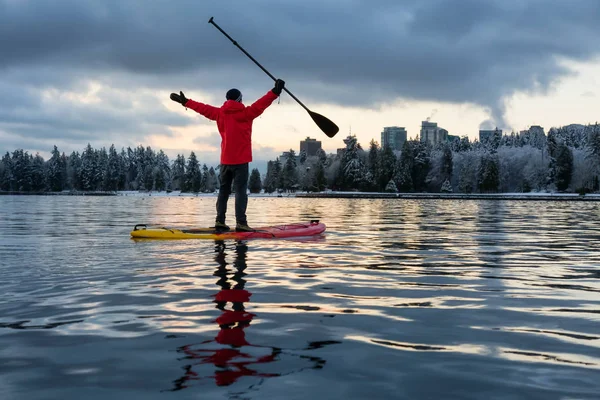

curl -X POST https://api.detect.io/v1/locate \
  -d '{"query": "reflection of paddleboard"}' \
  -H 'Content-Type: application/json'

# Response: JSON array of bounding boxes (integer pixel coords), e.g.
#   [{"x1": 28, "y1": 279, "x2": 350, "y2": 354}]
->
[{"x1": 130, "y1": 220, "x2": 326, "y2": 240}]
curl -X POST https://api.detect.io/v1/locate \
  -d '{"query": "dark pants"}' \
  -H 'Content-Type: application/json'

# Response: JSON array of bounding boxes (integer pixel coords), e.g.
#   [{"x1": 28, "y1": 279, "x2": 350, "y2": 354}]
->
[{"x1": 216, "y1": 163, "x2": 249, "y2": 225}]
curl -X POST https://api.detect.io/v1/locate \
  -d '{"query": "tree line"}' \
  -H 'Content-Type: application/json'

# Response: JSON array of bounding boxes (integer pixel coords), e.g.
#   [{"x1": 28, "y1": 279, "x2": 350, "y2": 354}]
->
[
  {"x1": 1, "y1": 123, "x2": 599, "y2": 194},
  {"x1": 0, "y1": 144, "x2": 220, "y2": 193},
  {"x1": 263, "y1": 123, "x2": 600, "y2": 194}
]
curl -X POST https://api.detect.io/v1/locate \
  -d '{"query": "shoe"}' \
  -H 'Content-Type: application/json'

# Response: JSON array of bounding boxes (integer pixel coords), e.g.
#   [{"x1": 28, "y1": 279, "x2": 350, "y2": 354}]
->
[
  {"x1": 235, "y1": 223, "x2": 254, "y2": 232},
  {"x1": 214, "y1": 221, "x2": 230, "y2": 231}
]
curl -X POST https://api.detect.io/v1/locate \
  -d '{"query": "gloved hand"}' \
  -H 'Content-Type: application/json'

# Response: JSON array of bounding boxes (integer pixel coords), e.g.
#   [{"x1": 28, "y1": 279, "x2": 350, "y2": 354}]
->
[
  {"x1": 272, "y1": 79, "x2": 285, "y2": 96},
  {"x1": 170, "y1": 91, "x2": 189, "y2": 106}
]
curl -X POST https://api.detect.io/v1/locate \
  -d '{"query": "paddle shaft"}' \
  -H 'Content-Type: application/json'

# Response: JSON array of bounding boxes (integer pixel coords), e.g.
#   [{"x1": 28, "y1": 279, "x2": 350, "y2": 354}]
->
[{"x1": 208, "y1": 17, "x2": 311, "y2": 114}]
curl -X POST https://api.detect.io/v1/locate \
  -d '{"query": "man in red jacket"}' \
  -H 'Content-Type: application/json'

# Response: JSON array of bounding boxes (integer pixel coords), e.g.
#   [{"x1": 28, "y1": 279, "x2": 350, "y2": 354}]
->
[{"x1": 170, "y1": 79, "x2": 285, "y2": 231}]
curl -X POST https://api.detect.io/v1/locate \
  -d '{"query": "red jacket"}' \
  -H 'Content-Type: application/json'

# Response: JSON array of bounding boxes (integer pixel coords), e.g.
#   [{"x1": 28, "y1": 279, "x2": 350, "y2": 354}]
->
[{"x1": 185, "y1": 91, "x2": 278, "y2": 165}]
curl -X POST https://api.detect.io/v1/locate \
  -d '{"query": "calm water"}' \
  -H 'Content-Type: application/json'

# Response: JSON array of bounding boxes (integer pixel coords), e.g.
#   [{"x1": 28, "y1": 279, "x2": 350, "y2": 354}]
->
[{"x1": 0, "y1": 195, "x2": 599, "y2": 400}]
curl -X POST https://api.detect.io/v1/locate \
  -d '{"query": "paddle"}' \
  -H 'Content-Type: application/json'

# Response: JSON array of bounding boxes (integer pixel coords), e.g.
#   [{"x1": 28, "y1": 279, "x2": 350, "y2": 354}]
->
[{"x1": 208, "y1": 17, "x2": 339, "y2": 138}]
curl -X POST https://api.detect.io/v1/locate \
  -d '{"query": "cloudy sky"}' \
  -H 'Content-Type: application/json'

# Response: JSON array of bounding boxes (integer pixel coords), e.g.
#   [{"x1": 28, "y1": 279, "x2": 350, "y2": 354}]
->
[{"x1": 1, "y1": 0, "x2": 599, "y2": 168}]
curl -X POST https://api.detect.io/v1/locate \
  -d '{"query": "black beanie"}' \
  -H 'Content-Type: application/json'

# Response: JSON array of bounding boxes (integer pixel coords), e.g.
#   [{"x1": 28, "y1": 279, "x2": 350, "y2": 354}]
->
[{"x1": 226, "y1": 88, "x2": 242, "y2": 102}]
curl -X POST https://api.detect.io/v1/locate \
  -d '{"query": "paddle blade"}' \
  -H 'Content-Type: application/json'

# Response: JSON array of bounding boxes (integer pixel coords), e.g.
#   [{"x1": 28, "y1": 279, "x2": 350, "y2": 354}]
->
[{"x1": 308, "y1": 110, "x2": 339, "y2": 138}]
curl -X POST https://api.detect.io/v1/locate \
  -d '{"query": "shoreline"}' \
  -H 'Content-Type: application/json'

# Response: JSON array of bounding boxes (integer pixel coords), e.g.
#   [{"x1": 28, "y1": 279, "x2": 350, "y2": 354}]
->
[
  {"x1": 1, "y1": 190, "x2": 599, "y2": 201},
  {"x1": 296, "y1": 192, "x2": 600, "y2": 201}
]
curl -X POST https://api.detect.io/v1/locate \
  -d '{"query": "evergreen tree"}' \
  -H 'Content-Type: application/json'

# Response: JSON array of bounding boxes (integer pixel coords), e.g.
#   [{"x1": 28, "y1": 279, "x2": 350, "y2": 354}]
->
[
  {"x1": 587, "y1": 123, "x2": 600, "y2": 157},
  {"x1": 411, "y1": 140, "x2": 431, "y2": 192},
  {"x1": 395, "y1": 140, "x2": 414, "y2": 192},
  {"x1": 206, "y1": 167, "x2": 218, "y2": 192},
  {"x1": 340, "y1": 136, "x2": 371, "y2": 190},
  {"x1": 314, "y1": 161, "x2": 326, "y2": 192},
  {"x1": 263, "y1": 159, "x2": 282, "y2": 193},
  {"x1": 172, "y1": 154, "x2": 186, "y2": 191},
  {"x1": 96, "y1": 147, "x2": 108, "y2": 190},
  {"x1": 118, "y1": 149, "x2": 128, "y2": 190},
  {"x1": 104, "y1": 144, "x2": 121, "y2": 191},
  {"x1": 66, "y1": 151, "x2": 82, "y2": 190},
  {"x1": 248, "y1": 168, "x2": 262, "y2": 193},
  {"x1": 458, "y1": 162, "x2": 475, "y2": 193},
  {"x1": 0, "y1": 152, "x2": 13, "y2": 191},
  {"x1": 458, "y1": 136, "x2": 471, "y2": 152},
  {"x1": 384, "y1": 179, "x2": 398, "y2": 193},
  {"x1": 555, "y1": 143, "x2": 573, "y2": 191},
  {"x1": 153, "y1": 150, "x2": 171, "y2": 191},
  {"x1": 316, "y1": 148, "x2": 327, "y2": 164},
  {"x1": 379, "y1": 144, "x2": 396, "y2": 192},
  {"x1": 12, "y1": 149, "x2": 33, "y2": 191},
  {"x1": 368, "y1": 140, "x2": 381, "y2": 190},
  {"x1": 134, "y1": 146, "x2": 156, "y2": 191},
  {"x1": 440, "y1": 179, "x2": 453, "y2": 193},
  {"x1": 478, "y1": 153, "x2": 499, "y2": 193},
  {"x1": 299, "y1": 149, "x2": 307, "y2": 165},
  {"x1": 47, "y1": 145, "x2": 65, "y2": 192},
  {"x1": 125, "y1": 147, "x2": 137, "y2": 189},
  {"x1": 263, "y1": 161, "x2": 275, "y2": 193},
  {"x1": 281, "y1": 150, "x2": 299, "y2": 191},
  {"x1": 588, "y1": 123, "x2": 600, "y2": 191},
  {"x1": 80, "y1": 144, "x2": 98, "y2": 190},
  {"x1": 200, "y1": 164, "x2": 210, "y2": 192},
  {"x1": 185, "y1": 151, "x2": 201, "y2": 192},
  {"x1": 441, "y1": 144, "x2": 453, "y2": 183},
  {"x1": 30, "y1": 153, "x2": 46, "y2": 191}
]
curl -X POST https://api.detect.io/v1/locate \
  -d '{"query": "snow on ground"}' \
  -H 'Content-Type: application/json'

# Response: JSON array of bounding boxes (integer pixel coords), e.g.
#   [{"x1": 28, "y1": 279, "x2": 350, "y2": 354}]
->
[
  {"x1": 115, "y1": 190, "x2": 600, "y2": 198},
  {"x1": 116, "y1": 190, "x2": 292, "y2": 198}
]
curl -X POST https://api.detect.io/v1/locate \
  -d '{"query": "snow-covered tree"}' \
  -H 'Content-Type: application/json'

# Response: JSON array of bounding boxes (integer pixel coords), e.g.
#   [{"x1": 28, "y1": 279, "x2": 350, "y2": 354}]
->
[
  {"x1": 47, "y1": 145, "x2": 65, "y2": 192},
  {"x1": 206, "y1": 167, "x2": 218, "y2": 192},
  {"x1": 440, "y1": 179, "x2": 452, "y2": 193},
  {"x1": 184, "y1": 151, "x2": 201, "y2": 192},
  {"x1": 379, "y1": 144, "x2": 396, "y2": 191},
  {"x1": 263, "y1": 159, "x2": 282, "y2": 193},
  {"x1": 0, "y1": 152, "x2": 13, "y2": 191},
  {"x1": 281, "y1": 150, "x2": 299, "y2": 191},
  {"x1": 80, "y1": 144, "x2": 98, "y2": 191},
  {"x1": 96, "y1": 147, "x2": 108, "y2": 190},
  {"x1": 248, "y1": 168, "x2": 262, "y2": 193},
  {"x1": 340, "y1": 135, "x2": 372, "y2": 190},
  {"x1": 66, "y1": 151, "x2": 82, "y2": 190},
  {"x1": 171, "y1": 154, "x2": 185, "y2": 191},
  {"x1": 368, "y1": 140, "x2": 381, "y2": 190},
  {"x1": 384, "y1": 179, "x2": 398, "y2": 193},
  {"x1": 103, "y1": 144, "x2": 121, "y2": 191},
  {"x1": 411, "y1": 140, "x2": 431, "y2": 191},
  {"x1": 152, "y1": 150, "x2": 171, "y2": 191},
  {"x1": 30, "y1": 153, "x2": 46, "y2": 192},
  {"x1": 299, "y1": 149, "x2": 307, "y2": 165},
  {"x1": 453, "y1": 151, "x2": 480, "y2": 193}
]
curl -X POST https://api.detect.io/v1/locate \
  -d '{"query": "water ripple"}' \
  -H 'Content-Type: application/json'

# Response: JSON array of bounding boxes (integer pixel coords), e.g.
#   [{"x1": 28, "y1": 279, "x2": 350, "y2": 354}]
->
[{"x1": 1, "y1": 197, "x2": 599, "y2": 399}]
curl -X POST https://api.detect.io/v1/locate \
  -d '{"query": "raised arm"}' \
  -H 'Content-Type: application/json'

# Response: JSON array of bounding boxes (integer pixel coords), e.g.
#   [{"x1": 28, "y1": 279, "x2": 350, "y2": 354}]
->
[
  {"x1": 185, "y1": 99, "x2": 220, "y2": 121},
  {"x1": 244, "y1": 79, "x2": 285, "y2": 120},
  {"x1": 170, "y1": 91, "x2": 219, "y2": 121}
]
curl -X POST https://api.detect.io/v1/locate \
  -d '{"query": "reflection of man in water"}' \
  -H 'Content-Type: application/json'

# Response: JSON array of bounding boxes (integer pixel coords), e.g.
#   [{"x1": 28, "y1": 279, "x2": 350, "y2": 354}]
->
[
  {"x1": 169, "y1": 240, "x2": 338, "y2": 392},
  {"x1": 172, "y1": 241, "x2": 278, "y2": 389}
]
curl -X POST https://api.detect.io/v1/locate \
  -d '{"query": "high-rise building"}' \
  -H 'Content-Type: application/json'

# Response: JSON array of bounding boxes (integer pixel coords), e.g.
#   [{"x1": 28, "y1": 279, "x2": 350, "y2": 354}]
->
[
  {"x1": 381, "y1": 126, "x2": 407, "y2": 150},
  {"x1": 420, "y1": 121, "x2": 448, "y2": 145},
  {"x1": 479, "y1": 128, "x2": 502, "y2": 143},
  {"x1": 300, "y1": 137, "x2": 322, "y2": 157}
]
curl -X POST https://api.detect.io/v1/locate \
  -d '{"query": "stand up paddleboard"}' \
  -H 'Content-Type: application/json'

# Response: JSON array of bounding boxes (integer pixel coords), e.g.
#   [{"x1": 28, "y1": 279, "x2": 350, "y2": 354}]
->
[{"x1": 130, "y1": 220, "x2": 325, "y2": 240}]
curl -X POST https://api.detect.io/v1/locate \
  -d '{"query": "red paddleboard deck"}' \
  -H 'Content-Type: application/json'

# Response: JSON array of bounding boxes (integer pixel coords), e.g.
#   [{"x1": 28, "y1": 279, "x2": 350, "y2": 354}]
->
[{"x1": 130, "y1": 220, "x2": 326, "y2": 240}]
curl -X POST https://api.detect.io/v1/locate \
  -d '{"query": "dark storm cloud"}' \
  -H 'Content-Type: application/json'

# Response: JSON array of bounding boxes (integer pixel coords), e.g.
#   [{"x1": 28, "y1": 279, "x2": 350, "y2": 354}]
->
[{"x1": 1, "y1": 0, "x2": 600, "y2": 152}]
